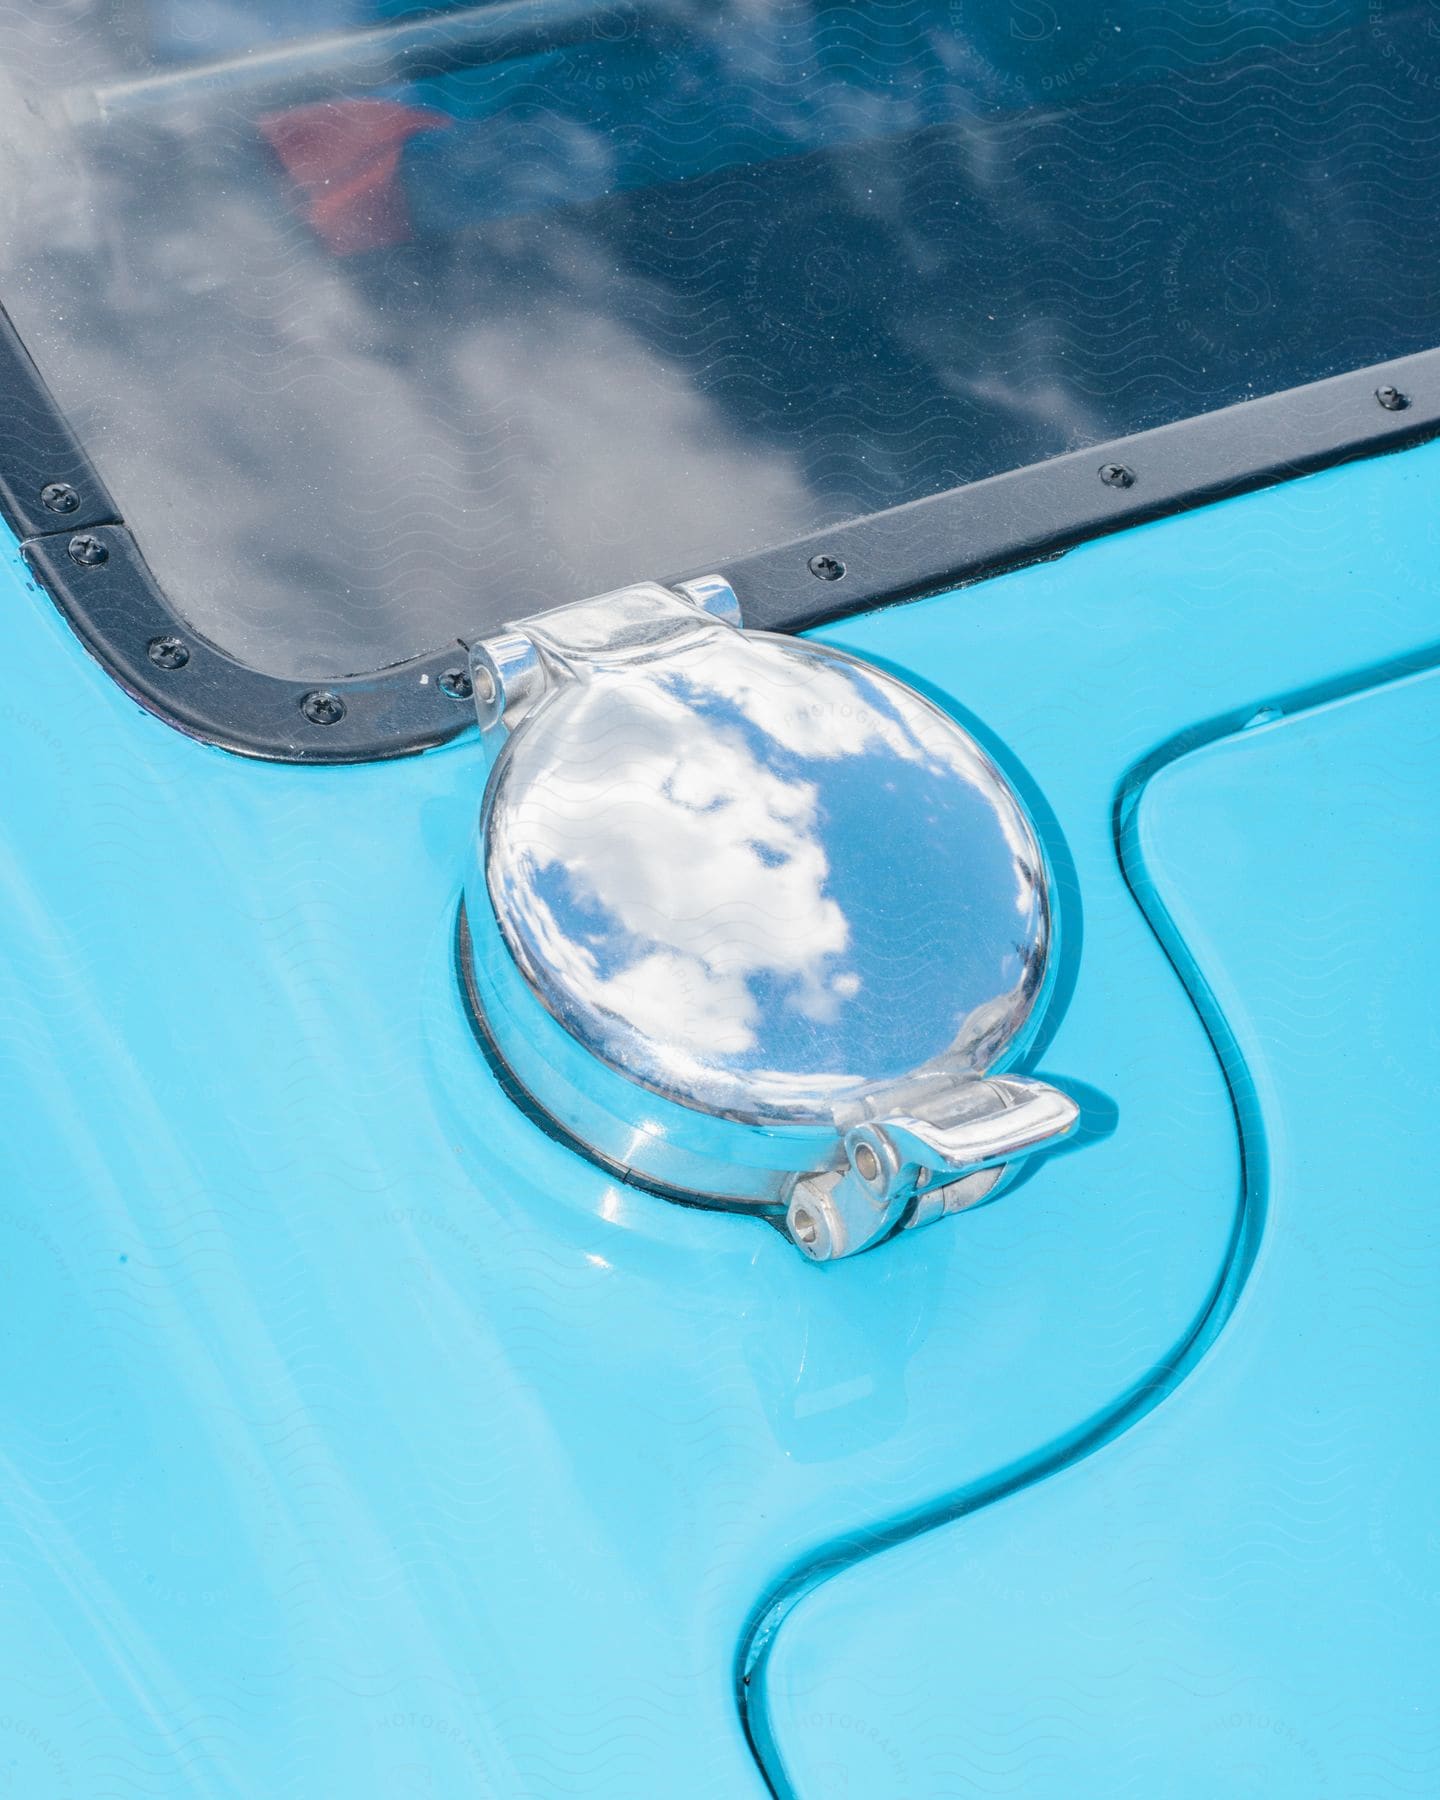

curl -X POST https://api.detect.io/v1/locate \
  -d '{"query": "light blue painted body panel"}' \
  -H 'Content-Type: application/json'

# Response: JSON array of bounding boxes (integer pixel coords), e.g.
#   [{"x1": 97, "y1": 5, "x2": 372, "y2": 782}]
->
[
  {"x1": 0, "y1": 437, "x2": 1435, "y2": 1794},
  {"x1": 762, "y1": 666, "x2": 1440, "y2": 1798}
]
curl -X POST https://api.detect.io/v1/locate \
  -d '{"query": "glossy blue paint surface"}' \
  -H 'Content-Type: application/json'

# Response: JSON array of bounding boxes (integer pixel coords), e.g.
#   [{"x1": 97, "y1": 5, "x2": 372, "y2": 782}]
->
[
  {"x1": 0, "y1": 436, "x2": 1436, "y2": 1795},
  {"x1": 762, "y1": 667, "x2": 1440, "y2": 1798}
]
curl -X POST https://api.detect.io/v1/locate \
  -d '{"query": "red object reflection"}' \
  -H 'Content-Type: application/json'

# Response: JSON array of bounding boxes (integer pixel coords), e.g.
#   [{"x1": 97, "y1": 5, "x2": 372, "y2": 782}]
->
[{"x1": 258, "y1": 99, "x2": 452, "y2": 256}]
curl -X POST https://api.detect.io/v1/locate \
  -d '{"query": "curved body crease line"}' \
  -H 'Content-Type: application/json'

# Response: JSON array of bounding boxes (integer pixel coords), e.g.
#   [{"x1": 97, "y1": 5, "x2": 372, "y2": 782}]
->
[{"x1": 752, "y1": 631, "x2": 1440, "y2": 1793}]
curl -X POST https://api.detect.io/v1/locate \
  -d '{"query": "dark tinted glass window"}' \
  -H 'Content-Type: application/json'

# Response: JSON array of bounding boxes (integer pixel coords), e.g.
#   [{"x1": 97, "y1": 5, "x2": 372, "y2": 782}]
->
[{"x1": 0, "y1": 2, "x2": 1437, "y2": 677}]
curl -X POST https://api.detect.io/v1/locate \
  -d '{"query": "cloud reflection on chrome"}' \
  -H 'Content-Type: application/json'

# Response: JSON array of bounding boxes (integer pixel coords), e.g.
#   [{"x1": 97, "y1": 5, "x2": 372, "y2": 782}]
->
[{"x1": 486, "y1": 626, "x2": 1048, "y2": 1125}]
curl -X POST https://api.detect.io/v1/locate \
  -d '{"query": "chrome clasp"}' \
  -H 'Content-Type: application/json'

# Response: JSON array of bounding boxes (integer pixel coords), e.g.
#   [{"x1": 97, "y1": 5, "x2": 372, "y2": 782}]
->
[{"x1": 784, "y1": 1075, "x2": 1079, "y2": 1262}]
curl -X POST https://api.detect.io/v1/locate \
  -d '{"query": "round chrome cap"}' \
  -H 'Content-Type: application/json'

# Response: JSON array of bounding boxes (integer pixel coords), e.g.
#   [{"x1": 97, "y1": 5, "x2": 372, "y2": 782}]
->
[{"x1": 481, "y1": 611, "x2": 1051, "y2": 1130}]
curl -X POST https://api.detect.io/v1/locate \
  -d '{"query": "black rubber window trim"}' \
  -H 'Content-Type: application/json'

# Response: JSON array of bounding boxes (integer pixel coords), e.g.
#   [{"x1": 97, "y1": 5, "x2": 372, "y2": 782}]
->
[{"x1": 3, "y1": 302, "x2": 1438, "y2": 764}]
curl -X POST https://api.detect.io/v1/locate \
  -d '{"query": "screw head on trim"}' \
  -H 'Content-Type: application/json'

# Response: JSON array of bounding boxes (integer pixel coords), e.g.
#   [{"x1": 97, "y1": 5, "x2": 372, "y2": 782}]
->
[
  {"x1": 1099, "y1": 462, "x2": 1136, "y2": 489},
  {"x1": 67, "y1": 533, "x2": 108, "y2": 567},
  {"x1": 439, "y1": 667, "x2": 473, "y2": 700},
  {"x1": 1375, "y1": 384, "x2": 1411, "y2": 412},
  {"x1": 40, "y1": 481, "x2": 80, "y2": 514},
  {"x1": 300, "y1": 689, "x2": 346, "y2": 726},
  {"x1": 147, "y1": 634, "x2": 189, "y2": 671},
  {"x1": 808, "y1": 553, "x2": 846, "y2": 581}
]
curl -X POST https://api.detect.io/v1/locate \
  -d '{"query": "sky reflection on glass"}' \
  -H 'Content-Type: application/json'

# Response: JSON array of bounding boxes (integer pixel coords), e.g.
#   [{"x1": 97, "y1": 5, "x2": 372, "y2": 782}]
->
[{"x1": 1, "y1": 3, "x2": 1436, "y2": 674}]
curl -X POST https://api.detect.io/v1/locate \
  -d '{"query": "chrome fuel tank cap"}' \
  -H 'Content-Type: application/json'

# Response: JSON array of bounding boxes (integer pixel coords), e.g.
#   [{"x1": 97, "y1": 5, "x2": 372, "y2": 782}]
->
[{"x1": 460, "y1": 577, "x2": 1077, "y2": 1260}]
